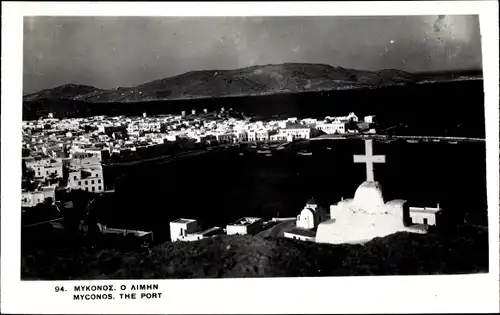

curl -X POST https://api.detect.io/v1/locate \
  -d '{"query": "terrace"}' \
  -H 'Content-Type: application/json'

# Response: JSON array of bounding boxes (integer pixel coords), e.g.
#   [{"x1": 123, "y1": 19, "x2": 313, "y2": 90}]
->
[
  {"x1": 287, "y1": 228, "x2": 317, "y2": 238},
  {"x1": 409, "y1": 206, "x2": 442, "y2": 214},
  {"x1": 200, "y1": 227, "x2": 223, "y2": 236},
  {"x1": 229, "y1": 217, "x2": 262, "y2": 226}
]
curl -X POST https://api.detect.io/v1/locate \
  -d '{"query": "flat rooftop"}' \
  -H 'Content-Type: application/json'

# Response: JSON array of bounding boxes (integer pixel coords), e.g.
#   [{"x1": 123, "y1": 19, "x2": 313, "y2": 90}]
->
[
  {"x1": 171, "y1": 218, "x2": 197, "y2": 224},
  {"x1": 409, "y1": 207, "x2": 442, "y2": 214}
]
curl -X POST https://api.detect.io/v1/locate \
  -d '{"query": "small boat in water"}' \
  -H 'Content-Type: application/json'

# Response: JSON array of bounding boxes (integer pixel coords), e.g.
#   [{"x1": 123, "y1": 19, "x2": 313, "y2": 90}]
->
[
  {"x1": 326, "y1": 147, "x2": 332, "y2": 150},
  {"x1": 297, "y1": 151, "x2": 313, "y2": 156},
  {"x1": 407, "y1": 140, "x2": 419, "y2": 144},
  {"x1": 257, "y1": 150, "x2": 272, "y2": 154},
  {"x1": 265, "y1": 153, "x2": 272, "y2": 157}
]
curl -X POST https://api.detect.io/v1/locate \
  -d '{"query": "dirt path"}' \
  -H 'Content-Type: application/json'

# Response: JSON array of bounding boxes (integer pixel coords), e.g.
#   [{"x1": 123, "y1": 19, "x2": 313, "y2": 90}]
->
[{"x1": 255, "y1": 220, "x2": 295, "y2": 238}]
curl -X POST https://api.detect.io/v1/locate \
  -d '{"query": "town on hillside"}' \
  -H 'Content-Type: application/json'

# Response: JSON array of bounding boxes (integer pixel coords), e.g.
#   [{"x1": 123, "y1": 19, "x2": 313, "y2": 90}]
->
[
  {"x1": 22, "y1": 108, "x2": 447, "y2": 247},
  {"x1": 21, "y1": 109, "x2": 377, "y2": 240}
]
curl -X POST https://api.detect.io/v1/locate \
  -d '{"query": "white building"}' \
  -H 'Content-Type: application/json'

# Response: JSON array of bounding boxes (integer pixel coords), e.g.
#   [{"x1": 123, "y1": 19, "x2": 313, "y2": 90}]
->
[
  {"x1": 316, "y1": 140, "x2": 427, "y2": 245},
  {"x1": 216, "y1": 133, "x2": 235, "y2": 143},
  {"x1": 364, "y1": 115, "x2": 376, "y2": 124},
  {"x1": 284, "y1": 198, "x2": 328, "y2": 242},
  {"x1": 226, "y1": 217, "x2": 263, "y2": 235},
  {"x1": 67, "y1": 165, "x2": 104, "y2": 193},
  {"x1": 54, "y1": 121, "x2": 80, "y2": 131},
  {"x1": 270, "y1": 132, "x2": 293, "y2": 142},
  {"x1": 282, "y1": 125, "x2": 313, "y2": 140},
  {"x1": 409, "y1": 204, "x2": 442, "y2": 226},
  {"x1": 71, "y1": 147, "x2": 110, "y2": 162},
  {"x1": 22, "y1": 191, "x2": 46, "y2": 207},
  {"x1": 247, "y1": 131, "x2": 257, "y2": 142},
  {"x1": 316, "y1": 182, "x2": 414, "y2": 245},
  {"x1": 334, "y1": 112, "x2": 358, "y2": 122},
  {"x1": 63, "y1": 156, "x2": 101, "y2": 169},
  {"x1": 301, "y1": 118, "x2": 318, "y2": 125},
  {"x1": 255, "y1": 130, "x2": 270, "y2": 142},
  {"x1": 235, "y1": 131, "x2": 248, "y2": 142},
  {"x1": 25, "y1": 157, "x2": 63, "y2": 180},
  {"x1": 149, "y1": 137, "x2": 163, "y2": 145},
  {"x1": 128, "y1": 121, "x2": 163, "y2": 133},
  {"x1": 277, "y1": 120, "x2": 288, "y2": 129},
  {"x1": 21, "y1": 186, "x2": 56, "y2": 207},
  {"x1": 316, "y1": 121, "x2": 347, "y2": 134},
  {"x1": 296, "y1": 198, "x2": 328, "y2": 230},
  {"x1": 170, "y1": 218, "x2": 199, "y2": 242}
]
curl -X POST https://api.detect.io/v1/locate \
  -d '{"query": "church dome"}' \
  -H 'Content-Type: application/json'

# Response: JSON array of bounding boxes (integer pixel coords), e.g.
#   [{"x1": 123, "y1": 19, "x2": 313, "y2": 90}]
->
[
  {"x1": 301, "y1": 208, "x2": 315, "y2": 216},
  {"x1": 352, "y1": 181, "x2": 385, "y2": 214},
  {"x1": 306, "y1": 197, "x2": 317, "y2": 205}
]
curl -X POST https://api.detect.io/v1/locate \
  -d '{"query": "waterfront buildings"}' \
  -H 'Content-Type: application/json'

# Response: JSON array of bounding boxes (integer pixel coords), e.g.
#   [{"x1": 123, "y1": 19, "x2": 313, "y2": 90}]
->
[{"x1": 21, "y1": 111, "x2": 375, "y2": 209}]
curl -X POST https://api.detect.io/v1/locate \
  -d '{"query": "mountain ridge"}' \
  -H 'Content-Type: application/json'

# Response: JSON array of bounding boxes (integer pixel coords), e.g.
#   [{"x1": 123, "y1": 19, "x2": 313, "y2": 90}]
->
[{"x1": 23, "y1": 63, "x2": 427, "y2": 104}]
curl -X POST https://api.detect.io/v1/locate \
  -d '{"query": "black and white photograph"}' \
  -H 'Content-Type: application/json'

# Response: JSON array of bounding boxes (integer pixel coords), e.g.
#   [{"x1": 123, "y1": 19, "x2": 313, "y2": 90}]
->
[{"x1": 2, "y1": 1, "x2": 499, "y2": 314}]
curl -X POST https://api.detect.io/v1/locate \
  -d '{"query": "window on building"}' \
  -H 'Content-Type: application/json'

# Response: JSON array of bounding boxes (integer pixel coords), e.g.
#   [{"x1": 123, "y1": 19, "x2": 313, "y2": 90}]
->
[
  {"x1": 98, "y1": 186, "x2": 102, "y2": 191},
  {"x1": 98, "y1": 179, "x2": 101, "y2": 184},
  {"x1": 92, "y1": 187, "x2": 95, "y2": 192},
  {"x1": 78, "y1": 181, "x2": 81, "y2": 186},
  {"x1": 74, "y1": 176, "x2": 77, "y2": 180},
  {"x1": 91, "y1": 180, "x2": 95, "y2": 184},
  {"x1": 85, "y1": 180, "x2": 88, "y2": 185}
]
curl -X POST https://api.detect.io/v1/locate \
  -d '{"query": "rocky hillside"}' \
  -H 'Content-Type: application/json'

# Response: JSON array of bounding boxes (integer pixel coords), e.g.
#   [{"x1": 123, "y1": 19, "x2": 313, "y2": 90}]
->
[
  {"x1": 23, "y1": 84, "x2": 102, "y2": 102},
  {"x1": 24, "y1": 63, "x2": 418, "y2": 103},
  {"x1": 22, "y1": 225, "x2": 488, "y2": 280}
]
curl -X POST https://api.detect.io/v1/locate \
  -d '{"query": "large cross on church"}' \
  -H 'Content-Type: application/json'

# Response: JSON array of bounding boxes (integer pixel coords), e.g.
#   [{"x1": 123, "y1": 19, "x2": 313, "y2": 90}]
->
[{"x1": 353, "y1": 139, "x2": 386, "y2": 182}]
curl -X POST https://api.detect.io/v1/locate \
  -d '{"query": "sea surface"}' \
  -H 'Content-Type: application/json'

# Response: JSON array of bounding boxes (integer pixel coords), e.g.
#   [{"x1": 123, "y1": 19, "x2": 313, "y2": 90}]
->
[{"x1": 98, "y1": 139, "x2": 487, "y2": 241}]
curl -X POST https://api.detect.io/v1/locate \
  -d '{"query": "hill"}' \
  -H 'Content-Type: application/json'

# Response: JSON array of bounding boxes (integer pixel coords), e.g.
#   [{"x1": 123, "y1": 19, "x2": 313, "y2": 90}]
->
[
  {"x1": 23, "y1": 84, "x2": 102, "y2": 102},
  {"x1": 21, "y1": 224, "x2": 488, "y2": 280},
  {"x1": 24, "y1": 63, "x2": 421, "y2": 103}
]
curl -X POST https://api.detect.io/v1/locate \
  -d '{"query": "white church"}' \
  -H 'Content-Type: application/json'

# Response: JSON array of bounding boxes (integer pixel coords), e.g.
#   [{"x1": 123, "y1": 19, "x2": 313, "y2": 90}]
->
[
  {"x1": 284, "y1": 198, "x2": 328, "y2": 242},
  {"x1": 288, "y1": 139, "x2": 442, "y2": 245}
]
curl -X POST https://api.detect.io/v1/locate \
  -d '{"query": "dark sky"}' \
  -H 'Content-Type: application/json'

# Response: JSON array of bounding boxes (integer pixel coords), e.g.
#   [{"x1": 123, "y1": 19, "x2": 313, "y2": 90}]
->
[{"x1": 23, "y1": 15, "x2": 482, "y2": 94}]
